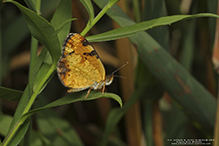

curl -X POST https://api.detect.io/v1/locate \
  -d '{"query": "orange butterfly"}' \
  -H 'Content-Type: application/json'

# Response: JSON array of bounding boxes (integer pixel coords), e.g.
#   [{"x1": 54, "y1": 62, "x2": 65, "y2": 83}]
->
[{"x1": 57, "y1": 33, "x2": 127, "y2": 99}]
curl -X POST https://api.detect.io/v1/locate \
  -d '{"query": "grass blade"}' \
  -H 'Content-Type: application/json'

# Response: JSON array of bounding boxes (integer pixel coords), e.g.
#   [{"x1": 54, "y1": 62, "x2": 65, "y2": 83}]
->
[
  {"x1": 4, "y1": 0, "x2": 61, "y2": 62},
  {"x1": 80, "y1": 0, "x2": 94, "y2": 24},
  {"x1": 86, "y1": 13, "x2": 219, "y2": 42},
  {"x1": 22, "y1": 91, "x2": 122, "y2": 120}
]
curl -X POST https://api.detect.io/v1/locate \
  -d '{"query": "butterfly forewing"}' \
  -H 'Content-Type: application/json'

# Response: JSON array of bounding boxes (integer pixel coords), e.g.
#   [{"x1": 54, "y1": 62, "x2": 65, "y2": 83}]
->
[{"x1": 57, "y1": 33, "x2": 106, "y2": 92}]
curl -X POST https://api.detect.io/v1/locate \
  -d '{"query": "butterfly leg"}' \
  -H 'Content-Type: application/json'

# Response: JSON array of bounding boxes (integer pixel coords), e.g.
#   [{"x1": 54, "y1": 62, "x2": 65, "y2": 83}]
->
[{"x1": 84, "y1": 87, "x2": 92, "y2": 100}]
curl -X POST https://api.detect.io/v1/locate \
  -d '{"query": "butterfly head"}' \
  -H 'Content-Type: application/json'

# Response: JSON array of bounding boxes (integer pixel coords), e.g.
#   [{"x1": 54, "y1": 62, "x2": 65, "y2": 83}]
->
[
  {"x1": 105, "y1": 74, "x2": 114, "y2": 85},
  {"x1": 105, "y1": 61, "x2": 128, "y2": 86}
]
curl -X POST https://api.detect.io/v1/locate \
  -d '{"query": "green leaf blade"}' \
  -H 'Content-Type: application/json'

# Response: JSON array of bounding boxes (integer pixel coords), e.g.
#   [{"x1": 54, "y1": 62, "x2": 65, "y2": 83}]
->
[
  {"x1": 5, "y1": 1, "x2": 61, "y2": 62},
  {"x1": 24, "y1": 0, "x2": 36, "y2": 11},
  {"x1": 22, "y1": 91, "x2": 122, "y2": 120},
  {"x1": 86, "y1": 13, "x2": 219, "y2": 42},
  {"x1": 51, "y1": 0, "x2": 73, "y2": 43},
  {"x1": 3, "y1": 85, "x2": 31, "y2": 145},
  {"x1": 80, "y1": 0, "x2": 94, "y2": 24}
]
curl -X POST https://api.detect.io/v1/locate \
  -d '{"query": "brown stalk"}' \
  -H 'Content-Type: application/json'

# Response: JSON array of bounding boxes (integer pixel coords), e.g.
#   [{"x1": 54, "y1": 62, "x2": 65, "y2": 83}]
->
[{"x1": 113, "y1": 1, "x2": 143, "y2": 145}]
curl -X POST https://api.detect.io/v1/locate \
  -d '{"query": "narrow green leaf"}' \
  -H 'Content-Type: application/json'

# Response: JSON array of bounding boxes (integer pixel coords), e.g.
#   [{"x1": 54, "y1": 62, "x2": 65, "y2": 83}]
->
[
  {"x1": 3, "y1": 85, "x2": 30, "y2": 144},
  {"x1": 23, "y1": 119, "x2": 31, "y2": 146},
  {"x1": 24, "y1": 0, "x2": 36, "y2": 11},
  {"x1": 80, "y1": 0, "x2": 119, "y2": 36},
  {"x1": 35, "y1": 98, "x2": 84, "y2": 146},
  {"x1": 0, "y1": 86, "x2": 23, "y2": 101},
  {"x1": 40, "y1": 0, "x2": 62, "y2": 18},
  {"x1": 50, "y1": 0, "x2": 73, "y2": 43},
  {"x1": 30, "y1": 48, "x2": 48, "y2": 93},
  {"x1": 6, "y1": 119, "x2": 30, "y2": 146},
  {"x1": 29, "y1": 36, "x2": 39, "y2": 94},
  {"x1": 33, "y1": 63, "x2": 52, "y2": 93},
  {"x1": 55, "y1": 18, "x2": 77, "y2": 35},
  {"x1": 4, "y1": 0, "x2": 60, "y2": 62},
  {"x1": 86, "y1": 13, "x2": 219, "y2": 42},
  {"x1": 22, "y1": 92, "x2": 122, "y2": 120},
  {"x1": 80, "y1": 0, "x2": 94, "y2": 24}
]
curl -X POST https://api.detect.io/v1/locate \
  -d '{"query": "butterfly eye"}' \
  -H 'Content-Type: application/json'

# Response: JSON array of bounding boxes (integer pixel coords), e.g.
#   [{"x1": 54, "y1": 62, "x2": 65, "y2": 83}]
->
[{"x1": 106, "y1": 75, "x2": 114, "y2": 85}]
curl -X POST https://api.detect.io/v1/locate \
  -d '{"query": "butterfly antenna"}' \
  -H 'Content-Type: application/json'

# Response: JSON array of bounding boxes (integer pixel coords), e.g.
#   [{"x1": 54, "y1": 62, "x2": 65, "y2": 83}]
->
[
  {"x1": 111, "y1": 61, "x2": 129, "y2": 75},
  {"x1": 114, "y1": 75, "x2": 127, "y2": 79}
]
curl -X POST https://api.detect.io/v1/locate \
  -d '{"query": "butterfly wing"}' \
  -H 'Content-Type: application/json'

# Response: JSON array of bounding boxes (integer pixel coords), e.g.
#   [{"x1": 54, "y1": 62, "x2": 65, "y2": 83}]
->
[{"x1": 57, "y1": 33, "x2": 106, "y2": 92}]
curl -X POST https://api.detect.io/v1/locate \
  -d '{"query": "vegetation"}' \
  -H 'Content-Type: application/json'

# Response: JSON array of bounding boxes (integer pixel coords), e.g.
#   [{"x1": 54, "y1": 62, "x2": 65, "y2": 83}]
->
[{"x1": 0, "y1": 0, "x2": 218, "y2": 145}]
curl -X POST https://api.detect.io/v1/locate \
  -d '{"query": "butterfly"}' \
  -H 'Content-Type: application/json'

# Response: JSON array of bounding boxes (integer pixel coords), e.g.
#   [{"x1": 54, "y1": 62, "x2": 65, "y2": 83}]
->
[{"x1": 57, "y1": 33, "x2": 127, "y2": 99}]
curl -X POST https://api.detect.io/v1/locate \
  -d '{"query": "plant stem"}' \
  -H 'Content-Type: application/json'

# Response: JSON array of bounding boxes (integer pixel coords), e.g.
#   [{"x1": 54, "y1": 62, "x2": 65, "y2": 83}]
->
[
  {"x1": 132, "y1": 0, "x2": 140, "y2": 23},
  {"x1": 80, "y1": 0, "x2": 119, "y2": 36},
  {"x1": 2, "y1": 64, "x2": 56, "y2": 146},
  {"x1": 35, "y1": 0, "x2": 41, "y2": 15}
]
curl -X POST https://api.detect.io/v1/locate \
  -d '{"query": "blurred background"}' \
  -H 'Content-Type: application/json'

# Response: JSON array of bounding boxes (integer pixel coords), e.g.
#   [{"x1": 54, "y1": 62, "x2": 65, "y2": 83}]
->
[{"x1": 0, "y1": 0, "x2": 218, "y2": 146}]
